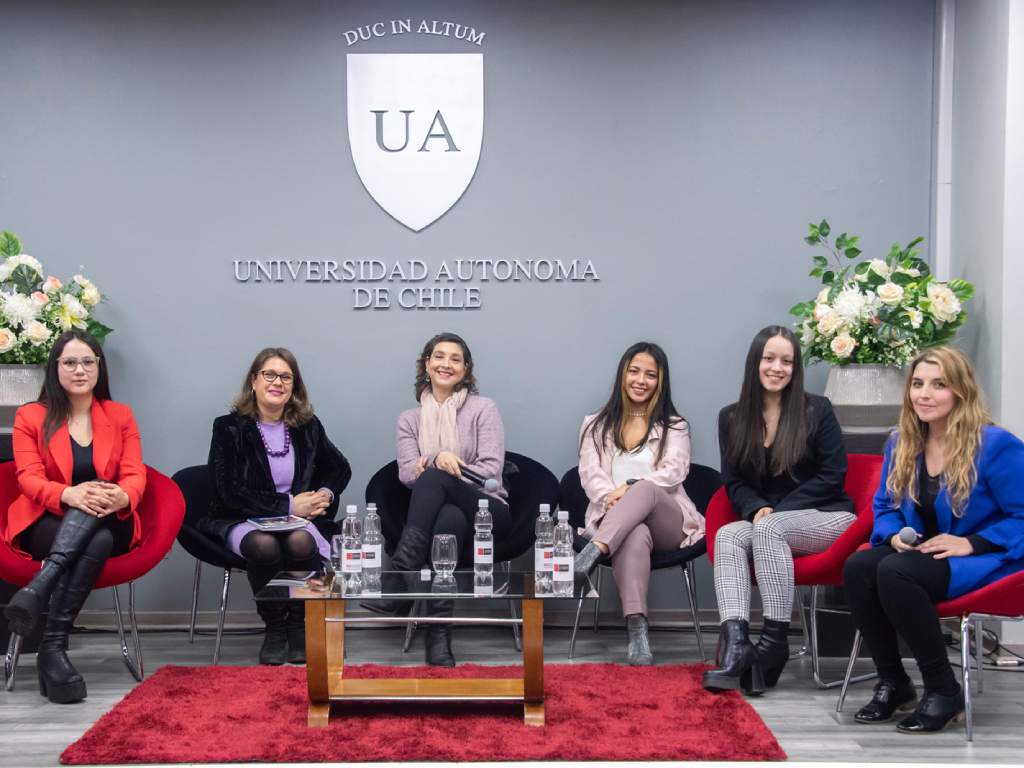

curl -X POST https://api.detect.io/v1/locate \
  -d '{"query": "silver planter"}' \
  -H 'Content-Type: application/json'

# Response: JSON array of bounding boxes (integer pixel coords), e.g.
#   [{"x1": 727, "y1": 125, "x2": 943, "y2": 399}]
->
[
  {"x1": 824, "y1": 364, "x2": 905, "y2": 428},
  {"x1": 0, "y1": 365, "x2": 46, "y2": 424}
]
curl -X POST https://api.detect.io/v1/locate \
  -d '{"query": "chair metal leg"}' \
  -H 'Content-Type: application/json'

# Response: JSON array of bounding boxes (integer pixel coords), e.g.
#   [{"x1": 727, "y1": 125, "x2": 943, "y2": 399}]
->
[
  {"x1": 112, "y1": 584, "x2": 143, "y2": 682},
  {"x1": 975, "y1": 618, "x2": 984, "y2": 694},
  {"x1": 810, "y1": 585, "x2": 875, "y2": 689},
  {"x1": 836, "y1": 629, "x2": 863, "y2": 712},
  {"x1": 961, "y1": 615, "x2": 974, "y2": 742},
  {"x1": 4, "y1": 633, "x2": 22, "y2": 692},
  {"x1": 682, "y1": 563, "x2": 706, "y2": 661},
  {"x1": 188, "y1": 559, "x2": 201, "y2": 643},
  {"x1": 213, "y1": 568, "x2": 231, "y2": 665},
  {"x1": 592, "y1": 568, "x2": 603, "y2": 632},
  {"x1": 402, "y1": 600, "x2": 420, "y2": 653},
  {"x1": 568, "y1": 593, "x2": 585, "y2": 660},
  {"x1": 794, "y1": 586, "x2": 811, "y2": 658}
]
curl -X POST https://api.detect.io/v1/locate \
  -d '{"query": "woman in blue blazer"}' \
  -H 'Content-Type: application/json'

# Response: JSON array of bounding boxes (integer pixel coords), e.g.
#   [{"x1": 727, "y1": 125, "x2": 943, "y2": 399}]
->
[{"x1": 844, "y1": 347, "x2": 1024, "y2": 734}]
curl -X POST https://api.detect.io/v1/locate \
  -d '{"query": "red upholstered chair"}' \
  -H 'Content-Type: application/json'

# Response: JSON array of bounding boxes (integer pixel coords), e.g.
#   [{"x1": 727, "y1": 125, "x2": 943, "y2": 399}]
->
[
  {"x1": 705, "y1": 453, "x2": 883, "y2": 687},
  {"x1": 837, "y1": 567, "x2": 1024, "y2": 742},
  {"x1": 1, "y1": 461, "x2": 185, "y2": 690}
]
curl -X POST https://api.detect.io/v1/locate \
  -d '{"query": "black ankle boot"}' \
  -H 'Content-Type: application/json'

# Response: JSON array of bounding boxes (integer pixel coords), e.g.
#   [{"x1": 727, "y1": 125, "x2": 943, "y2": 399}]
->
[
  {"x1": 285, "y1": 601, "x2": 306, "y2": 664},
  {"x1": 424, "y1": 599, "x2": 455, "y2": 667},
  {"x1": 702, "y1": 619, "x2": 764, "y2": 695},
  {"x1": 257, "y1": 601, "x2": 288, "y2": 665},
  {"x1": 36, "y1": 546, "x2": 105, "y2": 704},
  {"x1": 751, "y1": 619, "x2": 790, "y2": 688},
  {"x1": 6, "y1": 509, "x2": 100, "y2": 637},
  {"x1": 361, "y1": 526, "x2": 430, "y2": 616}
]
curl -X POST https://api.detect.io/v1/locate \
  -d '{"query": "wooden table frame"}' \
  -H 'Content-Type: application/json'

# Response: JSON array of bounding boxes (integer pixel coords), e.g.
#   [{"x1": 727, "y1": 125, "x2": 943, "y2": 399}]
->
[{"x1": 304, "y1": 598, "x2": 546, "y2": 727}]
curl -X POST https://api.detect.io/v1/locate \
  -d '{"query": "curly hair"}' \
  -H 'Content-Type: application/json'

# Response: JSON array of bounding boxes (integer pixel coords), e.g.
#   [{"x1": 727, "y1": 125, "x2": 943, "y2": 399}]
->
[
  {"x1": 886, "y1": 346, "x2": 992, "y2": 516},
  {"x1": 413, "y1": 332, "x2": 478, "y2": 401}
]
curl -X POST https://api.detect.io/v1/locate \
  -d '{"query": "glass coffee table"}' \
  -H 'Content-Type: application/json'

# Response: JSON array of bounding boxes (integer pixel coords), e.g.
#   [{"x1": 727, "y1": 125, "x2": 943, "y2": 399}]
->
[{"x1": 256, "y1": 570, "x2": 597, "y2": 728}]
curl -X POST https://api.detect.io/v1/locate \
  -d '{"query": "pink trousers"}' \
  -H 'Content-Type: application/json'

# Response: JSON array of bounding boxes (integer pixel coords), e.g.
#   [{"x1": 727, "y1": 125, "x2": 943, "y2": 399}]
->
[{"x1": 591, "y1": 480, "x2": 683, "y2": 617}]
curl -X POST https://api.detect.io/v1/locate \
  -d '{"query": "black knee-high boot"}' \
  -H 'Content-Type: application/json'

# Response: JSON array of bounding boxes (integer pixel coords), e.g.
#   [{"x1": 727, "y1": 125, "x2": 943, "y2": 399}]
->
[
  {"x1": 6, "y1": 509, "x2": 101, "y2": 637},
  {"x1": 702, "y1": 619, "x2": 765, "y2": 695},
  {"x1": 257, "y1": 601, "x2": 289, "y2": 665},
  {"x1": 37, "y1": 547, "x2": 105, "y2": 703},
  {"x1": 424, "y1": 599, "x2": 455, "y2": 667},
  {"x1": 361, "y1": 526, "x2": 431, "y2": 616},
  {"x1": 286, "y1": 601, "x2": 306, "y2": 664}
]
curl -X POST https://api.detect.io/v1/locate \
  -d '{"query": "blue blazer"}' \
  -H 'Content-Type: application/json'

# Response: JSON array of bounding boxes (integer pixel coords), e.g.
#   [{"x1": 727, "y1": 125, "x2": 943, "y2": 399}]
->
[{"x1": 870, "y1": 425, "x2": 1024, "y2": 599}]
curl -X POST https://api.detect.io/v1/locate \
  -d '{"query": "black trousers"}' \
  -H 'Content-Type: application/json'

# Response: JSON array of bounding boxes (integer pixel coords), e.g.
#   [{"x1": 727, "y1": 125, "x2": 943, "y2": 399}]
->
[
  {"x1": 404, "y1": 467, "x2": 510, "y2": 567},
  {"x1": 844, "y1": 545, "x2": 959, "y2": 694}
]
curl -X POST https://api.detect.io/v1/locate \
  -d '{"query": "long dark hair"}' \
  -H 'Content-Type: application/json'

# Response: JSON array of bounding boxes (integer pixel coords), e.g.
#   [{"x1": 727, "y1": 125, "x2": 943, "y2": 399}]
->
[
  {"x1": 232, "y1": 347, "x2": 314, "y2": 427},
  {"x1": 581, "y1": 341, "x2": 685, "y2": 465},
  {"x1": 39, "y1": 330, "x2": 112, "y2": 444},
  {"x1": 414, "y1": 332, "x2": 479, "y2": 400},
  {"x1": 724, "y1": 325, "x2": 813, "y2": 476}
]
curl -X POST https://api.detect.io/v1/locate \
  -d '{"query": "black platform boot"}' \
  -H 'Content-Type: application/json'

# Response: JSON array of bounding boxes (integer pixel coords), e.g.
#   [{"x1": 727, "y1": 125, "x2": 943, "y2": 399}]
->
[
  {"x1": 361, "y1": 526, "x2": 430, "y2": 616},
  {"x1": 285, "y1": 601, "x2": 306, "y2": 664},
  {"x1": 6, "y1": 509, "x2": 100, "y2": 637},
  {"x1": 36, "y1": 546, "x2": 105, "y2": 704},
  {"x1": 257, "y1": 601, "x2": 288, "y2": 665},
  {"x1": 702, "y1": 619, "x2": 765, "y2": 695},
  {"x1": 751, "y1": 619, "x2": 790, "y2": 688},
  {"x1": 424, "y1": 599, "x2": 455, "y2": 668}
]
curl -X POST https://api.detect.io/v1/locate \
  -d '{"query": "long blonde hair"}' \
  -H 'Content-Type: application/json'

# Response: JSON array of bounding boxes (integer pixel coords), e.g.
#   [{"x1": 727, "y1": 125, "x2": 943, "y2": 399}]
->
[{"x1": 886, "y1": 347, "x2": 992, "y2": 516}]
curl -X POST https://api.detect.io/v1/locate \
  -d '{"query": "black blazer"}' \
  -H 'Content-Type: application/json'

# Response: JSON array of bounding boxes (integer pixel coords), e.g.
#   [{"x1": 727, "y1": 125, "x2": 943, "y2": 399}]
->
[
  {"x1": 201, "y1": 412, "x2": 352, "y2": 542},
  {"x1": 718, "y1": 394, "x2": 853, "y2": 522}
]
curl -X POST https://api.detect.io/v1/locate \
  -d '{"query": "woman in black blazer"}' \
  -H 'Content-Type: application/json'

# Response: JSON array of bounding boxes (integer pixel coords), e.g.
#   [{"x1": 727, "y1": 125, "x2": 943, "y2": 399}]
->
[
  {"x1": 203, "y1": 347, "x2": 350, "y2": 665},
  {"x1": 703, "y1": 326, "x2": 853, "y2": 695}
]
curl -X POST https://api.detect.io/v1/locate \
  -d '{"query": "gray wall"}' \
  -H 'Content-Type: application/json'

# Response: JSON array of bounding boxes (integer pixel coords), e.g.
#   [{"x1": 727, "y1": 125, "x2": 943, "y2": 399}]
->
[{"x1": 0, "y1": 0, "x2": 935, "y2": 618}]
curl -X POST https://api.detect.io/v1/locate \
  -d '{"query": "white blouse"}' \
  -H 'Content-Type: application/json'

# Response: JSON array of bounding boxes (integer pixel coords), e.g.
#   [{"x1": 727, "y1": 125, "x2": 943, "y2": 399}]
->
[{"x1": 611, "y1": 444, "x2": 656, "y2": 487}]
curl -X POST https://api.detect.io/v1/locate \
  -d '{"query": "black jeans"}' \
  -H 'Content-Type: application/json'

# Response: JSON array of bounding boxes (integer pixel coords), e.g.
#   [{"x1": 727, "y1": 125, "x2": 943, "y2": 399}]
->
[
  {"x1": 844, "y1": 545, "x2": 959, "y2": 695},
  {"x1": 404, "y1": 467, "x2": 510, "y2": 567}
]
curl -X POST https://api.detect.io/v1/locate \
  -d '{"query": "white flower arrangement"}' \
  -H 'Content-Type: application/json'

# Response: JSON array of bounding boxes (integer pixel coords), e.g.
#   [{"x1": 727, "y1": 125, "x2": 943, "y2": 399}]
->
[
  {"x1": 0, "y1": 231, "x2": 112, "y2": 364},
  {"x1": 790, "y1": 220, "x2": 974, "y2": 366}
]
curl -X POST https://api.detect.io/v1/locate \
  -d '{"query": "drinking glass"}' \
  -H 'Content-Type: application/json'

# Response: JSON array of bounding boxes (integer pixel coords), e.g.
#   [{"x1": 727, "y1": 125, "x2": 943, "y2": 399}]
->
[
  {"x1": 431, "y1": 534, "x2": 457, "y2": 578},
  {"x1": 330, "y1": 535, "x2": 344, "y2": 572}
]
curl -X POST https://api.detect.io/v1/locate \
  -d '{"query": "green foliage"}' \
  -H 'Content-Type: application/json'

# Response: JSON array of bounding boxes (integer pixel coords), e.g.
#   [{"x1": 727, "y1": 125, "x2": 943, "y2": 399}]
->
[{"x1": 0, "y1": 231, "x2": 21, "y2": 257}]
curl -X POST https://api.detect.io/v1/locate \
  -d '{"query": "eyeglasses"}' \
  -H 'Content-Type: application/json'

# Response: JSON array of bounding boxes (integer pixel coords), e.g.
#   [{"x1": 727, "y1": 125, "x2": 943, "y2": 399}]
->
[
  {"x1": 58, "y1": 356, "x2": 99, "y2": 372},
  {"x1": 258, "y1": 370, "x2": 293, "y2": 385}
]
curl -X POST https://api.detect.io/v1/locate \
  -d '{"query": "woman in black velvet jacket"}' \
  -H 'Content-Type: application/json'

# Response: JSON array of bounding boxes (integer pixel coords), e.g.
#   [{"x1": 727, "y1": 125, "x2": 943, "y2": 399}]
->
[{"x1": 202, "y1": 347, "x2": 350, "y2": 665}]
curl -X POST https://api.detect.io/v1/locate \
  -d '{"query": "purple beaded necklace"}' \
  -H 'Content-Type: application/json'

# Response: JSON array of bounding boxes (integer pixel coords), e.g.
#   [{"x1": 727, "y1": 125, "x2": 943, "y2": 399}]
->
[{"x1": 256, "y1": 420, "x2": 291, "y2": 458}]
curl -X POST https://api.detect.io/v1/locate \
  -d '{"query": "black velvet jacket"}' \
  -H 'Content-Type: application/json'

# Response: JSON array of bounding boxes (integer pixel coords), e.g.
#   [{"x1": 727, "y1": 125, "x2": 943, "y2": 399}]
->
[
  {"x1": 200, "y1": 412, "x2": 352, "y2": 542},
  {"x1": 718, "y1": 394, "x2": 854, "y2": 522}
]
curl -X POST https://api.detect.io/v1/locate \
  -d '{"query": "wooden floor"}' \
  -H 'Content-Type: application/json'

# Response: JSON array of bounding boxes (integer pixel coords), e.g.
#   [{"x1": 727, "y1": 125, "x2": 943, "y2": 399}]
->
[{"x1": 2, "y1": 623, "x2": 1024, "y2": 766}]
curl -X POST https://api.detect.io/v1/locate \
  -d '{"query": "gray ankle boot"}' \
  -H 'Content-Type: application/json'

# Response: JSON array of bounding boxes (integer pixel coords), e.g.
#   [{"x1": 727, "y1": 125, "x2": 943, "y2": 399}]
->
[{"x1": 626, "y1": 614, "x2": 654, "y2": 666}]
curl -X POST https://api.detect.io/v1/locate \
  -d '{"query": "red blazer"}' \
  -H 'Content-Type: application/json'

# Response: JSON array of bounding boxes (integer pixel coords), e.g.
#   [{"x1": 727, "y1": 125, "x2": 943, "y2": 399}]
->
[{"x1": 5, "y1": 398, "x2": 147, "y2": 557}]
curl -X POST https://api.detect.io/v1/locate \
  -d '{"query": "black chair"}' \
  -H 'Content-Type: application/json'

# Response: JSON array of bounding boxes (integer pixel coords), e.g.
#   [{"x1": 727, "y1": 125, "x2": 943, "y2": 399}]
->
[
  {"x1": 174, "y1": 464, "x2": 343, "y2": 663},
  {"x1": 365, "y1": 451, "x2": 560, "y2": 651},
  {"x1": 558, "y1": 463, "x2": 721, "y2": 660}
]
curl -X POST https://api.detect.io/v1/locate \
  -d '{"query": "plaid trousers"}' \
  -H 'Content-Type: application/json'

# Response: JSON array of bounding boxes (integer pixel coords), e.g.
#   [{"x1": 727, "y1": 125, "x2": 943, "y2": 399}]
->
[{"x1": 713, "y1": 508, "x2": 856, "y2": 623}]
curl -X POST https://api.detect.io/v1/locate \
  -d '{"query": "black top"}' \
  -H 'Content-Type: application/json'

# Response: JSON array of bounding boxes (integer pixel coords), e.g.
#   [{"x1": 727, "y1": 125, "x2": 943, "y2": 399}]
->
[
  {"x1": 718, "y1": 394, "x2": 855, "y2": 522},
  {"x1": 70, "y1": 436, "x2": 97, "y2": 486},
  {"x1": 916, "y1": 466, "x2": 999, "y2": 555}
]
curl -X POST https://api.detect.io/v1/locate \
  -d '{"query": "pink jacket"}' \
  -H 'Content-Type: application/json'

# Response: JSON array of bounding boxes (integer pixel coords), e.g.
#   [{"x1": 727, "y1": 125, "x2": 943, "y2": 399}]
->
[{"x1": 577, "y1": 415, "x2": 705, "y2": 547}]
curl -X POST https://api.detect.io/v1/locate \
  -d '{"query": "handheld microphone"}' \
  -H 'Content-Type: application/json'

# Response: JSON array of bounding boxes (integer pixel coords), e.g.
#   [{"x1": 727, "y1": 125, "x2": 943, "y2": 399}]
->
[
  {"x1": 897, "y1": 526, "x2": 921, "y2": 546},
  {"x1": 460, "y1": 465, "x2": 499, "y2": 492}
]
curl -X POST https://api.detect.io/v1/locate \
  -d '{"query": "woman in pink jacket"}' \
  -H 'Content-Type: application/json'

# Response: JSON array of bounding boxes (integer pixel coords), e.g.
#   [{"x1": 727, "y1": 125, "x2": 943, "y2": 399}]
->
[{"x1": 574, "y1": 342, "x2": 705, "y2": 664}]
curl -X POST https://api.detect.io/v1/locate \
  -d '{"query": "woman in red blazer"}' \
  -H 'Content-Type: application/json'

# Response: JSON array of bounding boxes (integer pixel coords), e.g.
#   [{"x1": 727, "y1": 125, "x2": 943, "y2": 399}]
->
[{"x1": 3, "y1": 330, "x2": 145, "y2": 704}]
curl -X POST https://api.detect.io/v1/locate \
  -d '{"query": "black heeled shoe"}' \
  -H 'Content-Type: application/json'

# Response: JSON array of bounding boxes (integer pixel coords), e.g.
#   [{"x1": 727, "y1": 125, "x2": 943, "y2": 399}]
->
[
  {"x1": 702, "y1": 619, "x2": 764, "y2": 696},
  {"x1": 896, "y1": 689, "x2": 964, "y2": 733},
  {"x1": 6, "y1": 509, "x2": 100, "y2": 637},
  {"x1": 854, "y1": 679, "x2": 918, "y2": 724},
  {"x1": 751, "y1": 619, "x2": 790, "y2": 688}
]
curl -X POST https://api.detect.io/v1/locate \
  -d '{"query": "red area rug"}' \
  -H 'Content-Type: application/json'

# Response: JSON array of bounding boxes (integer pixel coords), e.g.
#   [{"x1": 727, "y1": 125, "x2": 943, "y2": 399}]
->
[{"x1": 61, "y1": 663, "x2": 786, "y2": 764}]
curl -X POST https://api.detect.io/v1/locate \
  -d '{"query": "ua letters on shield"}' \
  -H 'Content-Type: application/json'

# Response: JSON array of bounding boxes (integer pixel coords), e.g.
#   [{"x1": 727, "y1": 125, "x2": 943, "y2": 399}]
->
[{"x1": 347, "y1": 53, "x2": 484, "y2": 232}]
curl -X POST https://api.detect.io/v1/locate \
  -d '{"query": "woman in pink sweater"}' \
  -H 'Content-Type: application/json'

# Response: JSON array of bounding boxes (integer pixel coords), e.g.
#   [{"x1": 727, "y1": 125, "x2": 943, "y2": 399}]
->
[{"x1": 365, "y1": 332, "x2": 508, "y2": 667}]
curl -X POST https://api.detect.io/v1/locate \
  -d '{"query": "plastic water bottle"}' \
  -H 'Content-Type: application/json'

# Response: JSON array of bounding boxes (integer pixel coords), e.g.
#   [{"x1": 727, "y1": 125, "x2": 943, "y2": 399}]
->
[
  {"x1": 362, "y1": 504, "x2": 383, "y2": 592},
  {"x1": 473, "y1": 498, "x2": 494, "y2": 587},
  {"x1": 552, "y1": 509, "x2": 574, "y2": 596},
  {"x1": 534, "y1": 504, "x2": 554, "y2": 593},
  {"x1": 341, "y1": 504, "x2": 362, "y2": 593}
]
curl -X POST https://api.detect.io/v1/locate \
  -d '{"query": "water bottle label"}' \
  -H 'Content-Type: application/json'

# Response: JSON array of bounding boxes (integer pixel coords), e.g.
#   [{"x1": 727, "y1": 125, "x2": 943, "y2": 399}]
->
[
  {"x1": 341, "y1": 548, "x2": 362, "y2": 573},
  {"x1": 534, "y1": 548, "x2": 553, "y2": 572},
  {"x1": 474, "y1": 543, "x2": 493, "y2": 564},
  {"x1": 552, "y1": 557, "x2": 573, "y2": 582},
  {"x1": 361, "y1": 544, "x2": 382, "y2": 565}
]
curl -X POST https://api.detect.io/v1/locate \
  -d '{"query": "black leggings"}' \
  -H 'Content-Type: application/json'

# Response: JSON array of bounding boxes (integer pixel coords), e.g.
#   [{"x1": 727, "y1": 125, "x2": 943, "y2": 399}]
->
[
  {"x1": 844, "y1": 545, "x2": 959, "y2": 695},
  {"x1": 22, "y1": 511, "x2": 133, "y2": 564},
  {"x1": 403, "y1": 467, "x2": 510, "y2": 567},
  {"x1": 239, "y1": 528, "x2": 321, "y2": 594}
]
